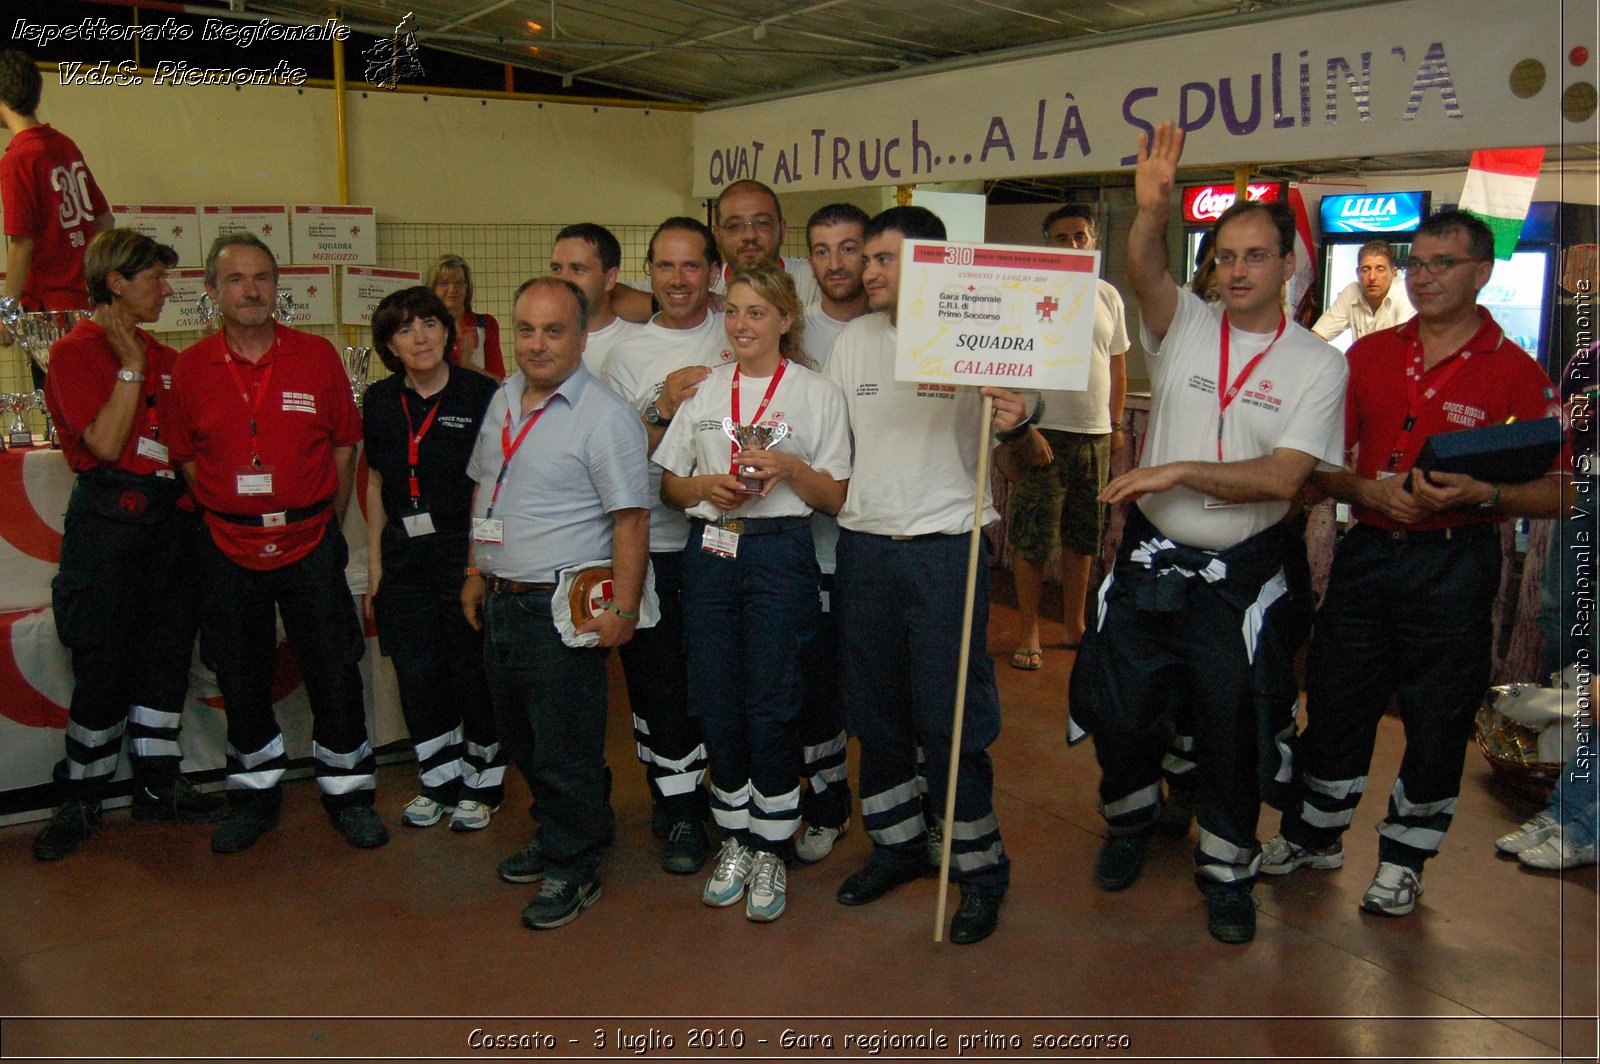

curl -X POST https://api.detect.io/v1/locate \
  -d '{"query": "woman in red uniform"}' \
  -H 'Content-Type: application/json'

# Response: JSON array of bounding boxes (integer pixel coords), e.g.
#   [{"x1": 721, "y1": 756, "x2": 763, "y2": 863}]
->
[{"x1": 425, "y1": 254, "x2": 503, "y2": 380}]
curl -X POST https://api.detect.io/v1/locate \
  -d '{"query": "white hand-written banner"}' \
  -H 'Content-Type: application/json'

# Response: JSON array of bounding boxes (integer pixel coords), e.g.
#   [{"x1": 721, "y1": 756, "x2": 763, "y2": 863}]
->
[
  {"x1": 693, "y1": 0, "x2": 1588, "y2": 195},
  {"x1": 896, "y1": 241, "x2": 1098, "y2": 392}
]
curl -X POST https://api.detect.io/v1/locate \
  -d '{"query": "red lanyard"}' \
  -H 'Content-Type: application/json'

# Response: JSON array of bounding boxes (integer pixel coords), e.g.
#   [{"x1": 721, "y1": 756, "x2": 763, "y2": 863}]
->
[
  {"x1": 1386, "y1": 342, "x2": 1473, "y2": 469},
  {"x1": 1216, "y1": 312, "x2": 1285, "y2": 462},
  {"x1": 222, "y1": 337, "x2": 277, "y2": 468},
  {"x1": 399, "y1": 392, "x2": 442, "y2": 505},
  {"x1": 730, "y1": 360, "x2": 787, "y2": 447},
  {"x1": 487, "y1": 399, "x2": 547, "y2": 516}
]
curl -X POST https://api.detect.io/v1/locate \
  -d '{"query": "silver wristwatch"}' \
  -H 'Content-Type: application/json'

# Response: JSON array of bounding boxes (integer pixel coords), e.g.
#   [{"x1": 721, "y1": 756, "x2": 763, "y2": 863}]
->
[{"x1": 116, "y1": 368, "x2": 145, "y2": 384}]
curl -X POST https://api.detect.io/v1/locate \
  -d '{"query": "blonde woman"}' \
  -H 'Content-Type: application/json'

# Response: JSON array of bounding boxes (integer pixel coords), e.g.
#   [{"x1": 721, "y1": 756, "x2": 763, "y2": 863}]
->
[{"x1": 426, "y1": 254, "x2": 503, "y2": 379}]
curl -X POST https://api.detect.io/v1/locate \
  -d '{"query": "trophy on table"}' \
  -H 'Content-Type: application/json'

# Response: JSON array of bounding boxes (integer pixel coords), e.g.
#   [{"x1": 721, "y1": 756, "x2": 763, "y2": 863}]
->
[
  {"x1": 342, "y1": 346, "x2": 372, "y2": 406},
  {"x1": 722, "y1": 418, "x2": 790, "y2": 493},
  {"x1": 0, "y1": 296, "x2": 86, "y2": 447},
  {"x1": 274, "y1": 289, "x2": 297, "y2": 324},
  {"x1": 4, "y1": 391, "x2": 38, "y2": 449}
]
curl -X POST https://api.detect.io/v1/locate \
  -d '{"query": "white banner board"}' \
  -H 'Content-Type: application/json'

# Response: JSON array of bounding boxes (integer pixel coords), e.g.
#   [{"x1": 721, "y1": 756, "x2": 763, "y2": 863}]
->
[
  {"x1": 291, "y1": 205, "x2": 378, "y2": 265},
  {"x1": 111, "y1": 205, "x2": 202, "y2": 268},
  {"x1": 200, "y1": 205, "x2": 291, "y2": 264},
  {"x1": 693, "y1": 0, "x2": 1593, "y2": 195},
  {"x1": 277, "y1": 266, "x2": 336, "y2": 326},
  {"x1": 340, "y1": 266, "x2": 420, "y2": 326},
  {"x1": 150, "y1": 268, "x2": 210, "y2": 333},
  {"x1": 895, "y1": 241, "x2": 1098, "y2": 391}
]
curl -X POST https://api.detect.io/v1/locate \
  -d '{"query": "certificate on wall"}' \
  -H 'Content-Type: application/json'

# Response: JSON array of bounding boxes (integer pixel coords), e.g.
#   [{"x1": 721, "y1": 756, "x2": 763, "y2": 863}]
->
[
  {"x1": 200, "y1": 205, "x2": 291, "y2": 265},
  {"x1": 149, "y1": 269, "x2": 212, "y2": 333},
  {"x1": 278, "y1": 266, "x2": 336, "y2": 326},
  {"x1": 341, "y1": 266, "x2": 420, "y2": 325},
  {"x1": 112, "y1": 205, "x2": 202, "y2": 267},
  {"x1": 292, "y1": 205, "x2": 378, "y2": 265},
  {"x1": 895, "y1": 240, "x2": 1099, "y2": 392}
]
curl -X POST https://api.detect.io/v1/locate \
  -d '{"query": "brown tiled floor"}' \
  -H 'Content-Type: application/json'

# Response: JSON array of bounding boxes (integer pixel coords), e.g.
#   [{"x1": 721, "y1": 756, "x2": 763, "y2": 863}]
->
[{"x1": 2, "y1": 591, "x2": 1595, "y2": 1061}]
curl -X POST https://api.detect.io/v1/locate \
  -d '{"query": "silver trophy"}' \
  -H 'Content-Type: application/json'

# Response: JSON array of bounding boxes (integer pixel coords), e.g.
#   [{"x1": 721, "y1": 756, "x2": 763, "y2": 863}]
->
[
  {"x1": 274, "y1": 289, "x2": 297, "y2": 324},
  {"x1": 1, "y1": 298, "x2": 83, "y2": 447},
  {"x1": 722, "y1": 417, "x2": 790, "y2": 493},
  {"x1": 193, "y1": 291, "x2": 218, "y2": 330},
  {"x1": 4, "y1": 391, "x2": 35, "y2": 448},
  {"x1": 342, "y1": 345, "x2": 373, "y2": 406}
]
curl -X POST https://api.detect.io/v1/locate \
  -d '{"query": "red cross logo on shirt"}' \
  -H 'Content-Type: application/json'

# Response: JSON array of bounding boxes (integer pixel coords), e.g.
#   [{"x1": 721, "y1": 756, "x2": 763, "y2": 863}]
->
[{"x1": 1037, "y1": 295, "x2": 1060, "y2": 321}]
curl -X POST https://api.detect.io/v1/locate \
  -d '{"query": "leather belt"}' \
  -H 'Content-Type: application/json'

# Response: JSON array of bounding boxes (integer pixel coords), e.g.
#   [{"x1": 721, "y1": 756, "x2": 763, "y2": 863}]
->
[
  {"x1": 1360, "y1": 523, "x2": 1498, "y2": 543},
  {"x1": 212, "y1": 500, "x2": 329, "y2": 528},
  {"x1": 484, "y1": 575, "x2": 556, "y2": 595},
  {"x1": 694, "y1": 515, "x2": 810, "y2": 537}
]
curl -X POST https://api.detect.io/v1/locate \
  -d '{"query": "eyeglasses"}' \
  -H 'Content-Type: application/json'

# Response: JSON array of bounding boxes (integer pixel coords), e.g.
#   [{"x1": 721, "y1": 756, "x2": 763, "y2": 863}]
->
[
  {"x1": 1403, "y1": 255, "x2": 1482, "y2": 276},
  {"x1": 1213, "y1": 249, "x2": 1281, "y2": 269},
  {"x1": 718, "y1": 218, "x2": 777, "y2": 236}
]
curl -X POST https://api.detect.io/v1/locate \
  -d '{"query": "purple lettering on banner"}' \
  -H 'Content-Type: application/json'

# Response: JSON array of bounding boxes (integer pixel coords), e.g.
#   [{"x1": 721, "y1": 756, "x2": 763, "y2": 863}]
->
[
  {"x1": 1299, "y1": 51, "x2": 1312, "y2": 126},
  {"x1": 1032, "y1": 99, "x2": 1050, "y2": 161},
  {"x1": 1120, "y1": 87, "x2": 1159, "y2": 166},
  {"x1": 883, "y1": 137, "x2": 903, "y2": 178},
  {"x1": 981, "y1": 116, "x2": 1015, "y2": 162},
  {"x1": 1179, "y1": 81, "x2": 1215, "y2": 133},
  {"x1": 859, "y1": 138, "x2": 885, "y2": 180},
  {"x1": 1405, "y1": 41, "x2": 1463, "y2": 121},
  {"x1": 1270, "y1": 52, "x2": 1294, "y2": 128},
  {"x1": 1054, "y1": 95, "x2": 1090, "y2": 159},
  {"x1": 812, "y1": 129, "x2": 827, "y2": 177},
  {"x1": 709, "y1": 149, "x2": 725, "y2": 187},
  {"x1": 773, "y1": 145, "x2": 796, "y2": 184},
  {"x1": 832, "y1": 137, "x2": 854, "y2": 180},
  {"x1": 1325, "y1": 54, "x2": 1374, "y2": 123},
  {"x1": 750, "y1": 141, "x2": 765, "y2": 178},
  {"x1": 912, "y1": 120, "x2": 932, "y2": 174},
  {"x1": 1219, "y1": 74, "x2": 1261, "y2": 135}
]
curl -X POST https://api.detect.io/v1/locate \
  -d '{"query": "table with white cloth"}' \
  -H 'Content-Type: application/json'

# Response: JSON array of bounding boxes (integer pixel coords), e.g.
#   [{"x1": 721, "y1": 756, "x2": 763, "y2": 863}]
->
[{"x1": 0, "y1": 444, "x2": 409, "y2": 821}]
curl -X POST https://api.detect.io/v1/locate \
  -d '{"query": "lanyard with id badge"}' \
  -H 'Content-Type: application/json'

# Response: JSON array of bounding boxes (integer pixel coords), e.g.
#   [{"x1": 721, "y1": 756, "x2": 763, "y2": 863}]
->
[
  {"x1": 134, "y1": 376, "x2": 172, "y2": 471},
  {"x1": 703, "y1": 361, "x2": 789, "y2": 558},
  {"x1": 1205, "y1": 312, "x2": 1284, "y2": 510},
  {"x1": 474, "y1": 400, "x2": 548, "y2": 545},
  {"x1": 398, "y1": 392, "x2": 441, "y2": 537},
  {"x1": 224, "y1": 344, "x2": 276, "y2": 497}
]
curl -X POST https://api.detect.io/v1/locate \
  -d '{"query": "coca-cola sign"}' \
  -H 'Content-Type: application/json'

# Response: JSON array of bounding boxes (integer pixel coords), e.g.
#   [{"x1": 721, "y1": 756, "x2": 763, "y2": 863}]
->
[{"x1": 1182, "y1": 182, "x2": 1286, "y2": 224}]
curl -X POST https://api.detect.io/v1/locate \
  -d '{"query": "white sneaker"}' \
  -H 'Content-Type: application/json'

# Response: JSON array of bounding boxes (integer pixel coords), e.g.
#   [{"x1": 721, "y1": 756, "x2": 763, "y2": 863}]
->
[
  {"x1": 449, "y1": 800, "x2": 497, "y2": 832},
  {"x1": 1495, "y1": 811, "x2": 1560, "y2": 855},
  {"x1": 745, "y1": 850, "x2": 787, "y2": 922},
  {"x1": 1517, "y1": 828, "x2": 1598, "y2": 870},
  {"x1": 1360, "y1": 862, "x2": 1423, "y2": 917},
  {"x1": 401, "y1": 795, "x2": 448, "y2": 828},
  {"x1": 1259, "y1": 834, "x2": 1344, "y2": 875},
  {"x1": 702, "y1": 839, "x2": 753, "y2": 907},
  {"x1": 794, "y1": 820, "x2": 848, "y2": 864}
]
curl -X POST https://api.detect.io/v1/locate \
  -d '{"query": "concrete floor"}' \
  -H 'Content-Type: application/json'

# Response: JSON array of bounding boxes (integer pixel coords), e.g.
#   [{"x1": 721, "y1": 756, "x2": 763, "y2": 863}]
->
[{"x1": 2, "y1": 591, "x2": 1596, "y2": 1062}]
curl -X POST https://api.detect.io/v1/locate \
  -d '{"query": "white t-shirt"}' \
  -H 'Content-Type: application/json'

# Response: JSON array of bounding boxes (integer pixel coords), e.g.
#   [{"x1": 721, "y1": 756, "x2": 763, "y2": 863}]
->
[
  {"x1": 800, "y1": 304, "x2": 863, "y2": 574},
  {"x1": 603, "y1": 311, "x2": 735, "y2": 551},
  {"x1": 712, "y1": 255, "x2": 820, "y2": 306},
  {"x1": 1136, "y1": 286, "x2": 1347, "y2": 550},
  {"x1": 653, "y1": 360, "x2": 852, "y2": 525},
  {"x1": 1036, "y1": 279, "x2": 1130, "y2": 434},
  {"x1": 583, "y1": 315, "x2": 644, "y2": 380},
  {"x1": 827, "y1": 312, "x2": 998, "y2": 537}
]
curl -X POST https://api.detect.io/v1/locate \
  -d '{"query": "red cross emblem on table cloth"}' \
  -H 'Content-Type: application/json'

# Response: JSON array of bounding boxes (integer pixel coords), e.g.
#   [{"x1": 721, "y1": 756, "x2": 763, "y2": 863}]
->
[{"x1": 1037, "y1": 295, "x2": 1060, "y2": 321}]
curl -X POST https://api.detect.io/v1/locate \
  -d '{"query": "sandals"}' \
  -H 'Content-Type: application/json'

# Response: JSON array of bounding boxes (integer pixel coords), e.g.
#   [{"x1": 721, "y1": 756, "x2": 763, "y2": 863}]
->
[{"x1": 1009, "y1": 646, "x2": 1044, "y2": 671}]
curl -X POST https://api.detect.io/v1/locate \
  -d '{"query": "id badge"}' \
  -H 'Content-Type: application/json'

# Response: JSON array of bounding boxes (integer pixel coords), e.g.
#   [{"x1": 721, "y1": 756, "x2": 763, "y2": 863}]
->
[
  {"x1": 235, "y1": 466, "x2": 274, "y2": 496},
  {"x1": 401, "y1": 510, "x2": 436, "y2": 537},
  {"x1": 701, "y1": 523, "x2": 739, "y2": 558},
  {"x1": 472, "y1": 517, "x2": 504, "y2": 544},
  {"x1": 135, "y1": 436, "x2": 169, "y2": 464}
]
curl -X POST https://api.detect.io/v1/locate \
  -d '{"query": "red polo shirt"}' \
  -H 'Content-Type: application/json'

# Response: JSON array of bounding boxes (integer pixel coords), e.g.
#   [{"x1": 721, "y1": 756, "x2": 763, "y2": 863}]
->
[
  {"x1": 44, "y1": 317, "x2": 184, "y2": 478},
  {"x1": 1346, "y1": 308, "x2": 1564, "y2": 532},
  {"x1": 169, "y1": 324, "x2": 361, "y2": 569},
  {"x1": 0, "y1": 126, "x2": 109, "y2": 310}
]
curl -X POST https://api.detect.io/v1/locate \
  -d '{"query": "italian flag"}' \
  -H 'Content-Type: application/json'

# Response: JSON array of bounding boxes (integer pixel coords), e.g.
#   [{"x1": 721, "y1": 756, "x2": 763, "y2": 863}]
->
[{"x1": 1459, "y1": 148, "x2": 1545, "y2": 260}]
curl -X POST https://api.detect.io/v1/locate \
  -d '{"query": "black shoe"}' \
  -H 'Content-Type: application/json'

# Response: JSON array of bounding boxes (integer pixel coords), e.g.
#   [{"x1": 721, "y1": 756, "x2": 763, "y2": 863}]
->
[
  {"x1": 1205, "y1": 887, "x2": 1257, "y2": 944},
  {"x1": 211, "y1": 803, "x2": 281, "y2": 854},
  {"x1": 661, "y1": 820, "x2": 710, "y2": 874},
  {"x1": 32, "y1": 799, "x2": 102, "y2": 860},
  {"x1": 650, "y1": 801, "x2": 672, "y2": 841},
  {"x1": 949, "y1": 892, "x2": 1002, "y2": 944},
  {"x1": 132, "y1": 778, "x2": 227, "y2": 824},
  {"x1": 331, "y1": 805, "x2": 390, "y2": 849},
  {"x1": 836, "y1": 860, "x2": 923, "y2": 906},
  {"x1": 498, "y1": 838, "x2": 545, "y2": 884},
  {"x1": 521, "y1": 877, "x2": 602, "y2": 929},
  {"x1": 1156, "y1": 780, "x2": 1197, "y2": 837},
  {"x1": 1094, "y1": 829, "x2": 1151, "y2": 892}
]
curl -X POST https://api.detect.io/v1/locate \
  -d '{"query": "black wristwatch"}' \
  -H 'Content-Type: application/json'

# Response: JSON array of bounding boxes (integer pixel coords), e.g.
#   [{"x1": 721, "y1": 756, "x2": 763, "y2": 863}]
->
[
  {"x1": 645, "y1": 402, "x2": 671, "y2": 426},
  {"x1": 995, "y1": 396, "x2": 1045, "y2": 444}
]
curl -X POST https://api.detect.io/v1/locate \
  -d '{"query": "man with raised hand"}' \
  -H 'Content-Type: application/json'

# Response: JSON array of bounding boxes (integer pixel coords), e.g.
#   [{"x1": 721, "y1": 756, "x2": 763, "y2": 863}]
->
[{"x1": 1072, "y1": 123, "x2": 1346, "y2": 944}]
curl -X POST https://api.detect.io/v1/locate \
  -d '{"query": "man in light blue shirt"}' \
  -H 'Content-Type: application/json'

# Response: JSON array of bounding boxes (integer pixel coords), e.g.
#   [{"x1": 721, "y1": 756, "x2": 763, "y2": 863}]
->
[{"x1": 462, "y1": 277, "x2": 649, "y2": 930}]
